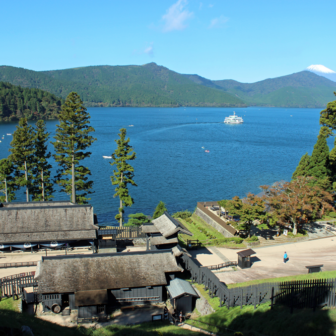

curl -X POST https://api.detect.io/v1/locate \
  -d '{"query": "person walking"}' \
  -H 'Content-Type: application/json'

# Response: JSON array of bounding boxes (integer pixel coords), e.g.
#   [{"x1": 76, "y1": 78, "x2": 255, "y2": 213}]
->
[
  {"x1": 179, "y1": 311, "x2": 183, "y2": 324},
  {"x1": 284, "y1": 251, "x2": 288, "y2": 263}
]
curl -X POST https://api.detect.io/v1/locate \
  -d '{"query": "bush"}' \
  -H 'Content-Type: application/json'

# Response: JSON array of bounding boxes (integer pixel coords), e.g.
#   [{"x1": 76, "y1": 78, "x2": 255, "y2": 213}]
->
[
  {"x1": 329, "y1": 212, "x2": 336, "y2": 218},
  {"x1": 245, "y1": 235, "x2": 258, "y2": 242},
  {"x1": 173, "y1": 210, "x2": 192, "y2": 219}
]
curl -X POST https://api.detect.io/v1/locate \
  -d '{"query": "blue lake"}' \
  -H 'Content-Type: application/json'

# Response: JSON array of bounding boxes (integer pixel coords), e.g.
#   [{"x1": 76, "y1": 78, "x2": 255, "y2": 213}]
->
[{"x1": 0, "y1": 107, "x2": 327, "y2": 224}]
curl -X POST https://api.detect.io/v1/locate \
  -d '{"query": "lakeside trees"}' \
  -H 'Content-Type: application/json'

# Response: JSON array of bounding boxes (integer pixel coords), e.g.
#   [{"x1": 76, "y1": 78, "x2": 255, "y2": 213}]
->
[
  {"x1": 153, "y1": 201, "x2": 168, "y2": 219},
  {"x1": 0, "y1": 159, "x2": 16, "y2": 202},
  {"x1": 110, "y1": 128, "x2": 137, "y2": 227},
  {"x1": 52, "y1": 92, "x2": 96, "y2": 204}
]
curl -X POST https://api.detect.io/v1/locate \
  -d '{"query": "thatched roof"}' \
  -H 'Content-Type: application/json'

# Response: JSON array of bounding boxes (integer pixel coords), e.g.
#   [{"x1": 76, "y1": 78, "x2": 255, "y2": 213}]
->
[
  {"x1": 0, "y1": 202, "x2": 98, "y2": 243},
  {"x1": 75, "y1": 289, "x2": 108, "y2": 306},
  {"x1": 150, "y1": 236, "x2": 178, "y2": 246},
  {"x1": 152, "y1": 212, "x2": 183, "y2": 238},
  {"x1": 172, "y1": 245, "x2": 184, "y2": 257},
  {"x1": 35, "y1": 250, "x2": 183, "y2": 294},
  {"x1": 141, "y1": 225, "x2": 160, "y2": 234}
]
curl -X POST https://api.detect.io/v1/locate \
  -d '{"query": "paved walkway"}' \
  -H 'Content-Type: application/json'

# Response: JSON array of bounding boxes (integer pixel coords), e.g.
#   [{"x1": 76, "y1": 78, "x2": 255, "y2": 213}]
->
[
  {"x1": 207, "y1": 247, "x2": 230, "y2": 263},
  {"x1": 215, "y1": 237, "x2": 336, "y2": 284}
]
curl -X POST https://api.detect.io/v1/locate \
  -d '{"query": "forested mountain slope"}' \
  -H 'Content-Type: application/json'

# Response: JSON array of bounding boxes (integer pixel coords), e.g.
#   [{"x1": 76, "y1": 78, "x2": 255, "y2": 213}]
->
[
  {"x1": 210, "y1": 71, "x2": 336, "y2": 108},
  {"x1": 0, "y1": 64, "x2": 245, "y2": 108},
  {"x1": 0, "y1": 82, "x2": 63, "y2": 121}
]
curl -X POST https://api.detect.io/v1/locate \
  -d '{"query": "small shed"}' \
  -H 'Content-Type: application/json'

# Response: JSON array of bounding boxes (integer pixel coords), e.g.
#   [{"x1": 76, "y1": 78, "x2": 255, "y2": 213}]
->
[
  {"x1": 237, "y1": 249, "x2": 256, "y2": 269},
  {"x1": 166, "y1": 278, "x2": 199, "y2": 313}
]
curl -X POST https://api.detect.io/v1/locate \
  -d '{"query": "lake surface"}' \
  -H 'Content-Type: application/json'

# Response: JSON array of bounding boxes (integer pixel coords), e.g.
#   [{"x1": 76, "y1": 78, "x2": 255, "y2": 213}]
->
[{"x1": 0, "y1": 107, "x2": 327, "y2": 224}]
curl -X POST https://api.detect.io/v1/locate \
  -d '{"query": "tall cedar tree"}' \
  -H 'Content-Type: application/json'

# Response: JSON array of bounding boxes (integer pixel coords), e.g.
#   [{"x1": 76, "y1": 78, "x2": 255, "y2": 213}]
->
[
  {"x1": 319, "y1": 93, "x2": 336, "y2": 134},
  {"x1": 110, "y1": 128, "x2": 137, "y2": 226},
  {"x1": 0, "y1": 158, "x2": 17, "y2": 202},
  {"x1": 308, "y1": 129, "x2": 331, "y2": 189},
  {"x1": 31, "y1": 120, "x2": 54, "y2": 201},
  {"x1": 261, "y1": 177, "x2": 334, "y2": 234},
  {"x1": 9, "y1": 118, "x2": 36, "y2": 201},
  {"x1": 52, "y1": 92, "x2": 96, "y2": 204},
  {"x1": 329, "y1": 138, "x2": 336, "y2": 189},
  {"x1": 153, "y1": 201, "x2": 168, "y2": 219},
  {"x1": 292, "y1": 153, "x2": 311, "y2": 179}
]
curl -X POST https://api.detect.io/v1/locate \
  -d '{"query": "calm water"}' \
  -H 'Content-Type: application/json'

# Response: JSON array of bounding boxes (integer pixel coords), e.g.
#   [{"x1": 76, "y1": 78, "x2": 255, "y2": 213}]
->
[{"x1": 0, "y1": 107, "x2": 327, "y2": 224}]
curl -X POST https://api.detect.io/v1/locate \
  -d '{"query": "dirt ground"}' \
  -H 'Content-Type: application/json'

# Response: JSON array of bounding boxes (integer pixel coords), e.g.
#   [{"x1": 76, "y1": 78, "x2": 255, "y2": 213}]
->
[{"x1": 215, "y1": 237, "x2": 336, "y2": 284}]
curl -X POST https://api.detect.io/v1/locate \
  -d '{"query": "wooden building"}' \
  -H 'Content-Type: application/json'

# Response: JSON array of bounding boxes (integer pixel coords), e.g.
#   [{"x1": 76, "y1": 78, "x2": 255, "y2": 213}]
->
[
  {"x1": 166, "y1": 278, "x2": 199, "y2": 314},
  {"x1": 141, "y1": 212, "x2": 192, "y2": 250},
  {"x1": 0, "y1": 201, "x2": 98, "y2": 251},
  {"x1": 34, "y1": 250, "x2": 183, "y2": 317},
  {"x1": 237, "y1": 249, "x2": 256, "y2": 269}
]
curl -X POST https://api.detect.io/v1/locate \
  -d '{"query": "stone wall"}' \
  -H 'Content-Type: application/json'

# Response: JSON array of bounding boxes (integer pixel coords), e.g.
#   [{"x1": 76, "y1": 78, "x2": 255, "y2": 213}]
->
[{"x1": 195, "y1": 208, "x2": 234, "y2": 238}]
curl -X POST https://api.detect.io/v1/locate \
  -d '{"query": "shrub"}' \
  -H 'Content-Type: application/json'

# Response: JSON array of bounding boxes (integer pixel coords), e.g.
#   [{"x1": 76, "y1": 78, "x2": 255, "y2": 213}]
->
[
  {"x1": 173, "y1": 210, "x2": 192, "y2": 219},
  {"x1": 245, "y1": 235, "x2": 258, "y2": 242},
  {"x1": 329, "y1": 212, "x2": 336, "y2": 218}
]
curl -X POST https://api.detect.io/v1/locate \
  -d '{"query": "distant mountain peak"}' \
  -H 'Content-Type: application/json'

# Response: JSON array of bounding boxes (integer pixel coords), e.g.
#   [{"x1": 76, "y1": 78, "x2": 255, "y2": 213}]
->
[{"x1": 306, "y1": 64, "x2": 336, "y2": 74}]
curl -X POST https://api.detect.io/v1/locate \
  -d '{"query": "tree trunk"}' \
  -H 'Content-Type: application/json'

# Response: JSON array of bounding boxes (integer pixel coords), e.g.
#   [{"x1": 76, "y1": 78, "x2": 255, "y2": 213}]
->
[
  {"x1": 293, "y1": 222, "x2": 297, "y2": 235},
  {"x1": 119, "y1": 172, "x2": 123, "y2": 227},
  {"x1": 4, "y1": 178, "x2": 8, "y2": 203},
  {"x1": 41, "y1": 169, "x2": 44, "y2": 202},
  {"x1": 72, "y1": 154, "x2": 75, "y2": 204},
  {"x1": 24, "y1": 160, "x2": 29, "y2": 202}
]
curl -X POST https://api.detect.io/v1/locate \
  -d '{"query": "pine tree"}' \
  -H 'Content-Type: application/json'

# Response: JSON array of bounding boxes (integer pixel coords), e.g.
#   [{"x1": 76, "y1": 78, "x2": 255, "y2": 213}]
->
[
  {"x1": 308, "y1": 131, "x2": 330, "y2": 181},
  {"x1": 0, "y1": 158, "x2": 17, "y2": 202},
  {"x1": 320, "y1": 93, "x2": 336, "y2": 134},
  {"x1": 292, "y1": 153, "x2": 311, "y2": 179},
  {"x1": 110, "y1": 128, "x2": 137, "y2": 227},
  {"x1": 9, "y1": 118, "x2": 36, "y2": 201},
  {"x1": 52, "y1": 92, "x2": 96, "y2": 204},
  {"x1": 153, "y1": 201, "x2": 168, "y2": 219},
  {"x1": 31, "y1": 120, "x2": 54, "y2": 201}
]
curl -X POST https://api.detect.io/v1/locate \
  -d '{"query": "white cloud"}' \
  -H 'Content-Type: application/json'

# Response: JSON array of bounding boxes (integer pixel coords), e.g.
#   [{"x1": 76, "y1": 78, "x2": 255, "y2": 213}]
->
[
  {"x1": 209, "y1": 15, "x2": 228, "y2": 29},
  {"x1": 162, "y1": 0, "x2": 194, "y2": 32},
  {"x1": 144, "y1": 44, "x2": 154, "y2": 56},
  {"x1": 208, "y1": 4, "x2": 214, "y2": 8}
]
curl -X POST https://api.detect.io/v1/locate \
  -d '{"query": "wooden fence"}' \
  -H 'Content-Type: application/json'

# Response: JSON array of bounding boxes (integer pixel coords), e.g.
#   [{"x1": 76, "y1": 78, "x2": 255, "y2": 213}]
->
[
  {"x1": 0, "y1": 275, "x2": 37, "y2": 298},
  {"x1": 0, "y1": 262, "x2": 37, "y2": 269},
  {"x1": 203, "y1": 261, "x2": 237, "y2": 271},
  {"x1": 98, "y1": 226, "x2": 146, "y2": 239},
  {"x1": 181, "y1": 253, "x2": 336, "y2": 311}
]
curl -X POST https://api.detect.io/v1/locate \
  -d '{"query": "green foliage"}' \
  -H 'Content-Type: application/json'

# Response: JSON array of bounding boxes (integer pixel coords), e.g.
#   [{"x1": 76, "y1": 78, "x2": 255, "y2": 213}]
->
[
  {"x1": 0, "y1": 159, "x2": 16, "y2": 202},
  {"x1": 9, "y1": 118, "x2": 36, "y2": 201},
  {"x1": 125, "y1": 213, "x2": 150, "y2": 227},
  {"x1": 328, "y1": 212, "x2": 336, "y2": 218},
  {"x1": 308, "y1": 130, "x2": 331, "y2": 182},
  {"x1": 0, "y1": 64, "x2": 245, "y2": 108},
  {"x1": 153, "y1": 201, "x2": 168, "y2": 219},
  {"x1": 245, "y1": 235, "x2": 259, "y2": 242},
  {"x1": 292, "y1": 153, "x2": 310, "y2": 179},
  {"x1": 319, "y1": 92, "x2": 336, "y2": 132},
  {"x1": 52, "y1": 92, "x2": 96, "y2": 204},
  {"x1": 30, "y1": 120, "x2": 54, "y2": 201},
  {"x1": 172, "y1": 210, "x2": 192, "y2": 219},
  {"x1": 110, "y1": 128, "x2": 137, "y2": 226},
  {"x1": 217, "y1": 199, "x2": 228, "y2": 208},
  {"x1": 0, "y1": 81, "x2": 62, "y2": 121}
]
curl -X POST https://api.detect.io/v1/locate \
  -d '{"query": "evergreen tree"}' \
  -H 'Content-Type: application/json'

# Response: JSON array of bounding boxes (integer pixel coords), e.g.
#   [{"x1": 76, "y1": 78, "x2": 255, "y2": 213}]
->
[
  {"x1": 0, "y1": 158, "x2": 17, "y2": 202},
  {"x1": 292, "y1": 153, "x2": 311, "y2": 179},
  {"x1": 153, "y1": 201, "x2": 168, "y2": 219},
  {"x1": 110, "y1": 128, "x2": 137, "y2": 227},
  {"x1": 125, "y1": 213, "x2": 150, "y2": 227},
  {"x1": 9, "y1": 118, "x2": 36, "y2": 201},
  {"x1": 319, "y1": 93, "x2": 336, "y2": 135},
  {"x1": 31, "y1": 120, "x2": 54, "y2": 201},
  {"x1": 308, "y1": 130, "x2": 330, "y2": 182},
  {"x1": 52, "y1": 92, "x2": 96, "y2": 204}
]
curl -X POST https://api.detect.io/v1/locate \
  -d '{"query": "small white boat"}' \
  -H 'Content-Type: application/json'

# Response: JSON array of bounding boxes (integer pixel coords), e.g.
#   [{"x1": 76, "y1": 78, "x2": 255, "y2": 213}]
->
[
  {"x1": 224, "y1": 112, "x2": 243, "y2": 124},
  {"x1": 129, "y1": 125, "x2": 134, "y2": 127},
  {"x1": 7, "y1": 133, "x2": 12, "y2": 135},
  {"x1": 103, "y1": 156, "x2": 112, "y2": 159}
]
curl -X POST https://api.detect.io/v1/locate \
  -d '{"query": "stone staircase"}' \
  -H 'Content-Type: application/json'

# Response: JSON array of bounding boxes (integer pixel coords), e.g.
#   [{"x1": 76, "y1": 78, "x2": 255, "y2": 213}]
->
[{"x1": 257, "y1": 235, "x2": 308, "y2": 247}]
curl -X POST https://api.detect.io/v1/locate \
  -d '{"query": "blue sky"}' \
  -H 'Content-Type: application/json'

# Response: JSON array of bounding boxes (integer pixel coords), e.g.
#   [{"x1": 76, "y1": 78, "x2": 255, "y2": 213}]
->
[{"x1": 1, "y1": 0, "x2": 335, "y2": 82}]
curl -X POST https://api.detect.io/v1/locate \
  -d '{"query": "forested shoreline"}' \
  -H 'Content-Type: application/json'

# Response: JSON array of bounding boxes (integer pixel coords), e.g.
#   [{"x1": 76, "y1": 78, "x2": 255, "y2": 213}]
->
[{"x1": 0, "y1": 82, "x2": 63, "y2": 122}]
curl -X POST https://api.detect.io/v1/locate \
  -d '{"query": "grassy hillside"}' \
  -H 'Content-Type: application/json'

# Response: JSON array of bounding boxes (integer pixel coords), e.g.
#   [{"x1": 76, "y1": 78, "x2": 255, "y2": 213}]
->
[
  {"x1": 0, "y1": 64, "x2": 245, "y2": 108},
  {"x1": 210, "y1": 71, "x2": 336, "y2": 108},
  {"x1": 0, "y1": 81, "x2": 63, "y2": 121}
]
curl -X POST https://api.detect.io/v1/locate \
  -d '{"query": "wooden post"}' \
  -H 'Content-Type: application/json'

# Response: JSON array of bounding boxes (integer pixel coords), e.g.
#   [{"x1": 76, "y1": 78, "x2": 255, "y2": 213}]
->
[
  {"x1": 313, "y1": 285, "x2": 317, "y2": 312},
  {"x1": 271, "y1": 287, "x2": 274, "y2": 310},
  {"x1": 290, "y1": 285, "x2": 294, "y2": 314},
  {"x1": 4, "y1": 178, "x2": 8, "y2": 203}
]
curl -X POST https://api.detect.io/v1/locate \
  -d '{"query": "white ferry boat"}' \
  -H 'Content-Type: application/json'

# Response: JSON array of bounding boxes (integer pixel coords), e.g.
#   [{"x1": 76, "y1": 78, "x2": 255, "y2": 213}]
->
[{"x1": 224, "y1": 112, "x2": 243, "y2": 124}]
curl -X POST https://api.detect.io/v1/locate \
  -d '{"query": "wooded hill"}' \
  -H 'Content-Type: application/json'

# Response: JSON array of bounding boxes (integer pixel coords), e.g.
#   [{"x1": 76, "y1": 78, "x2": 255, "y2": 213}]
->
[
  {"x1": 185, "y1": 71, "x2": 336, "y2": 108},
  {"x1": 0, "y1": 82, "x2": 63, "y2": 122},
  {"x1": 0, "y1": 64, "x2": 245, "y2": 108}
]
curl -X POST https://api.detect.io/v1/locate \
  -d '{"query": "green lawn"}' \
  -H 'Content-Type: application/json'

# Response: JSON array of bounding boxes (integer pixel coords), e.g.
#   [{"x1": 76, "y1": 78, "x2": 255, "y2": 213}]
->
[
  {"x1": 178, "y1": 214, "x2": 246, "y2": 248},
  {"x1": 0, "y1": 298, "x2": 203, "y2": 336},
  {"x1": 188, "y1": 283, "x2": 336, "y2": 336},
  {"x1": 227, "y1": 270, "x2": 336, "y2": 289}
]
